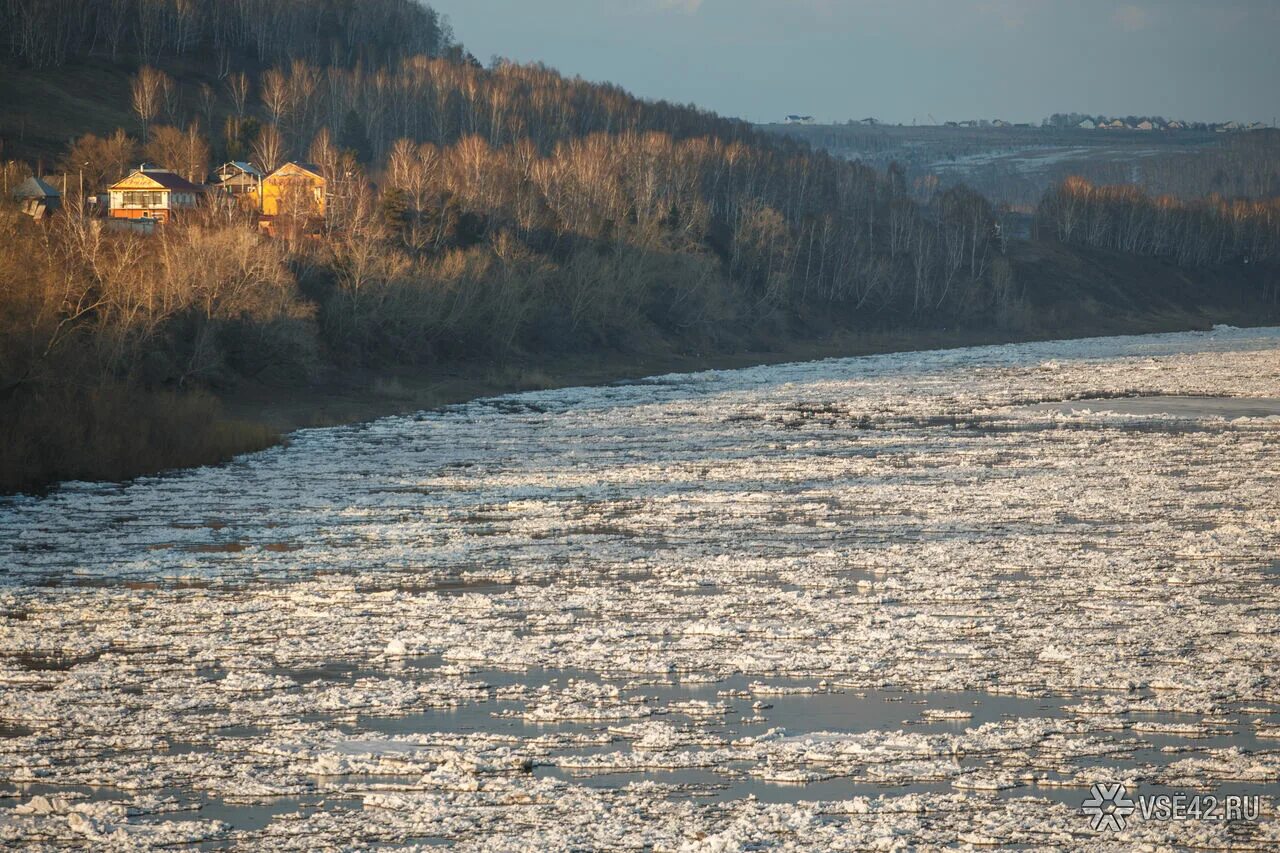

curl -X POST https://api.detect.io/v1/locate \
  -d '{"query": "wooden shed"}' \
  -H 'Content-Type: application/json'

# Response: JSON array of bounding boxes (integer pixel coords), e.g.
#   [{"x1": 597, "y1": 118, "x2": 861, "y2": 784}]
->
[{"x1": 13, "y1": 176, "x2": 62, "y2": 220}]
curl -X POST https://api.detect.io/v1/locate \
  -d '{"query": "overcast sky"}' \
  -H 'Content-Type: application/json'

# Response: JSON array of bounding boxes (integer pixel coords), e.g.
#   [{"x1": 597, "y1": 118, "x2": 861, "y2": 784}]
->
[{"x1": 431, "y1": 0, "x2": 1279, "y2": 125}]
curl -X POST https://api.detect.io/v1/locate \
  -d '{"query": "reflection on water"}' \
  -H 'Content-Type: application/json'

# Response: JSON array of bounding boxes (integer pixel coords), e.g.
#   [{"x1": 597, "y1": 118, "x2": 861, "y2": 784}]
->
[
  {"x1": 270, "y1": 663, "x2": 1279, "y2": 808},
  {"x1": 5, "y1": 645, "x2": 1278, "y2": 832},
  {"x1": 16, "y1": 665, "x2": 1275, "y2": 828}
]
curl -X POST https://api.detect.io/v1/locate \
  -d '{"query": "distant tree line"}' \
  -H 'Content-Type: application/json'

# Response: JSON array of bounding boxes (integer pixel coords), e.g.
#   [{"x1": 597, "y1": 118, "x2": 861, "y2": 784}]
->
[
  {"x1": 209, "y1": 57, "x2": 764, "y2": 169},
  {"x1": 1041, "y1": 113, "x2": 1239, "y2": 131},
  {"x1": 318, "y1": 129, "x2": 1007, "y2": 363},
  {"x1": 1037, "y1": 176, "x2": 1280, "y2": 284},
  {"x1": 1, "y1": 0, "x2": 453, "y2": 70}
]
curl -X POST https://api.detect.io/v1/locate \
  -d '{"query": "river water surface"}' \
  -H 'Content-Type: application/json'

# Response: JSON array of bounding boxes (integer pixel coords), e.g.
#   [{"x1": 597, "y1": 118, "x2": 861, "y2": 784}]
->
[{"x1": 3, "y1": 327, "x2": 1280, "y2": 849}]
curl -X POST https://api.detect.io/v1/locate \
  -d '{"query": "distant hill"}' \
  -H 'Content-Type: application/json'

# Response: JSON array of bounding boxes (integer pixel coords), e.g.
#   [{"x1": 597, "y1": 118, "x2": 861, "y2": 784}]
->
[{"x1": 762, "y1": 121, "x2": 1280, "y2": 211}]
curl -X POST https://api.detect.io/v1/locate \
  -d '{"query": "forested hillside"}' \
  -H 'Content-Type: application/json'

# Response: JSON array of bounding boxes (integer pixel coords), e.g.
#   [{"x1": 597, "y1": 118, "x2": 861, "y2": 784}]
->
[
  {"x1": 1, "y1": 0, "x2": 1277, "y2": 494},
  {"x1": 1, "y1": 0, "x2": 453, "y2": 69},
  {"x1": 1037, "y1": 175, "x2": 1280, "y2": 280}
]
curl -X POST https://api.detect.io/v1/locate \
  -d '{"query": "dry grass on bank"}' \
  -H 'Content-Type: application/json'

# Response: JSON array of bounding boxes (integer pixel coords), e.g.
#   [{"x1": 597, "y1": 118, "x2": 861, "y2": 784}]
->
[{"x1": 0, "y1": 384, "x2": 277, "y2": 496}]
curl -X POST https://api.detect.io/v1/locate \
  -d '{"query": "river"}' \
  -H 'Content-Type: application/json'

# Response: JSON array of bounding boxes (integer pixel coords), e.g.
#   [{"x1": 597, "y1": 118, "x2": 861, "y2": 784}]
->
[{"x1": 2, "y1": 327, "x2": 1279, "y2": 849}]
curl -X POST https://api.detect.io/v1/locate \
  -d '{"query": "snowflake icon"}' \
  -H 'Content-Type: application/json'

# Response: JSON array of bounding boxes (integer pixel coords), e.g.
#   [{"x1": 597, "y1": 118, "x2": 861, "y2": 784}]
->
[{"x1": 1081, "y1": 782, "x2": 1135, "y2": 831}]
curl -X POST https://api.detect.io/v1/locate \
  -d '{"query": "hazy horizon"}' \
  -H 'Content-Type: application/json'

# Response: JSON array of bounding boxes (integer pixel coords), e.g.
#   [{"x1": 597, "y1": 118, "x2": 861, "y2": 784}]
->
[{"x1": 433, "y1": 0, "x2": 1280, "y2": 126}]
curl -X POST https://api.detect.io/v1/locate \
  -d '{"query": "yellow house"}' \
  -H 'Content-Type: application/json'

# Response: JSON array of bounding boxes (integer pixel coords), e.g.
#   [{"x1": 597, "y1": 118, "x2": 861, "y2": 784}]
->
[{"x1": 256, "y1": 162, "x2": 326, "y2": 219}]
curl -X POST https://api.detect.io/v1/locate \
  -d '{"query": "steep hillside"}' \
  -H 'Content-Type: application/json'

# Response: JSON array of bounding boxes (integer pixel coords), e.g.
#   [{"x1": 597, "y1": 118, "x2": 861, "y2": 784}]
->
[
  {"x1": 1, "y1": 0, "x2": 455, "y2": 162},
  {"x1": 1009, "y1": 240, "x2": 1278, "y2": 334},
  {"x1": 2, "y1": 58, "x2": 195, "y2": 164}
]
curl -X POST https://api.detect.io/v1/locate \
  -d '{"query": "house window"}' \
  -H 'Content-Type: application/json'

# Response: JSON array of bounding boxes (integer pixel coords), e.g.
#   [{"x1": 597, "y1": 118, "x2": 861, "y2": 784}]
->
[{"x1": 122, "y1": 191, "x2": 165, "y2": 207}]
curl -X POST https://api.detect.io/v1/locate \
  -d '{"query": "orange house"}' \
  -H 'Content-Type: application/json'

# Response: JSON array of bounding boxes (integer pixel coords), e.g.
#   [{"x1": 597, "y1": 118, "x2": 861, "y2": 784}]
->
[
  {"x1": 108, "y1": 168, "x2": 204, "y2": 222},
  {"x1": 255, "y1": 162, "x2": 326, "y2": 218}
]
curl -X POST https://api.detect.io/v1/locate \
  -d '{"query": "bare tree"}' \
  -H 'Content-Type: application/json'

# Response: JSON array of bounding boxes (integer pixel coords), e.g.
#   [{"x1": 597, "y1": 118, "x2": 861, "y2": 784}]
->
[
  {"x1": 104, "y1": 129, "x2": 139, "y2": 183},
  {"x1": 260, "y1": 68, "x2": 291, "y2": 128},
  {"x1": 308, "y1": 128, "x2": 340, "y2": 182},
  {"x1": 102, "y1": 0, "x2": 132, "y2": 60},
  {"x1": 226, "y1": 72, "x2": 251, "y2": 119},
  {"x1": 162, "y1": 74, "x2": 182, "y2": 125},
  {"x1": 131, "y1": 66, "x2": 168, "y2": 144},
  {"x1": 252, "y1": 124, "x2": 285, "y2": 174},
  {"x1": 289, "y1": 60, "x2": 320, "y2": 143},
  {"x1": 181, "y1": 123, "x2": 210, "y2": 184},
  {"x1": 63, "y1": 130, "x2": 140, "y2": 196},
  {"x1": 198, "y1": 83, "x2": 218, "y2": 132}
]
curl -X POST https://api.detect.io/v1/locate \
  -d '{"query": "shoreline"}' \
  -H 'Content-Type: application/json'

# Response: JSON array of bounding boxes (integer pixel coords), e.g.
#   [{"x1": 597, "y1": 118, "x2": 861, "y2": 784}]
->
[
  {"x1": 221, "y1": 312, "x2": 1265, "y2": 437},
  {"x1": 6, "y1": 309, "x2": 1274, "y2": 499}
]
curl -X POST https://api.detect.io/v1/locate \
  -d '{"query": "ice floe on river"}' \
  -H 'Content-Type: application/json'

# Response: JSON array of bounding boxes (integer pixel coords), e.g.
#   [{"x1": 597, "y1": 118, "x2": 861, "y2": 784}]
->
[{"x1": 3, "y1": 326, "x2": 1280, "y2": 849}]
